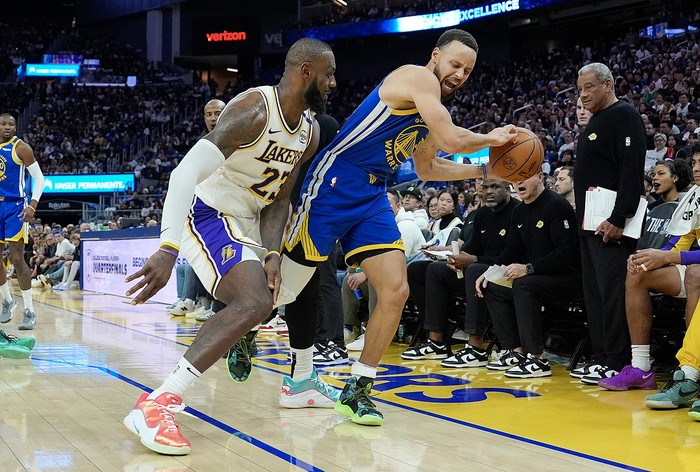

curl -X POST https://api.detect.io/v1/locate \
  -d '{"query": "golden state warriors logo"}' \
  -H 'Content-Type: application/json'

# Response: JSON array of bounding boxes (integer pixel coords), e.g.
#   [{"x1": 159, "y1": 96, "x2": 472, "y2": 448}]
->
[
  {"x1": 221, "y1": 245, "x2": 237, "y2": 264},
  {"x1": 385, "y1": 124, "x2": 429, "y2": 170}
]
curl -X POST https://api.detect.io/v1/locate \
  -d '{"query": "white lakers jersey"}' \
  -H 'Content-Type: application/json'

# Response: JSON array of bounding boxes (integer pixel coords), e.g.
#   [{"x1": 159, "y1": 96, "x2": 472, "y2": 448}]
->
[{"x1": 194, "y1": 86, "x2": 313, "y2": 241}]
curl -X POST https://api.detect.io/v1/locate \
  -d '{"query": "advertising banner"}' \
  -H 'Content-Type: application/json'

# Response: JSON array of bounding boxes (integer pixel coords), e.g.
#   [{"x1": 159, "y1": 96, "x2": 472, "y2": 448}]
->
[{"x1": 82, "y1": 238, "x2": 185, "y2": 304}]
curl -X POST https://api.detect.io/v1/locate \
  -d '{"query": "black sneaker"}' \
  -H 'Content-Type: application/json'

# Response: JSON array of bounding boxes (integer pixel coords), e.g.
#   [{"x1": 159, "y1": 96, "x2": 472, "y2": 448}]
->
[
  {"x1": 504, "y1": 354, "x2": 552, "y2": 378},
  {"x1": 400, "y1": 339, "x2": 448, "y2": 360},
  {"x1": 486, "y1": 349, "x2": 525, "y2": 370},
  {"x1": 334, "y1": 376, "x2": 383, "y2": 426},
  {"x1": 441, "y1": 346, "x2": 488, "y2": 368},
  {"x1": 313, "y1": 340, "x2": 349, "y2": 365},
  {"x1": 581, "y1": 365, "x2": 618, "y2": 385},
  {"x1": 226, "y1": 330, "x2": 258, "y2": 382},
  {"x1": 570, "y1": 363, "x2": 604, "y2": 379}
]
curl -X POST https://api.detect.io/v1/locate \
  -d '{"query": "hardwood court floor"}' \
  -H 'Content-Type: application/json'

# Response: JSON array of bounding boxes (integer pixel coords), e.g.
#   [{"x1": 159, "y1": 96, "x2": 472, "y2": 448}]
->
[{"x1": 0, "y1": 288, "x2": 698, "y2": 471}]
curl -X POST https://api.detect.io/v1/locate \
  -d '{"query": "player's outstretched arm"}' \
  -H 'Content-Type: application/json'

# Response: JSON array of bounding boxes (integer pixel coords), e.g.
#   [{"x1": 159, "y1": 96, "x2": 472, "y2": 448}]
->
[
  {"x1": 384, "y1": 67, "x2": 517, "y2": 154},
  {"x1": 16, "y1": 142, "x2": 43, "y2": 222},
  {"x1": 259, "y1": 119, "x2": 320, "y2": 303},
  {"x1": 125, "y1": 92, "x2": 268, "y2": 304}
]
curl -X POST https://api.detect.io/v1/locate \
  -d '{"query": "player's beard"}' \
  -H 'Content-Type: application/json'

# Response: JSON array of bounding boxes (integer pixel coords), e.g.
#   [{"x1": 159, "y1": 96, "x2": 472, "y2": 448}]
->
[
  {"x1": 305, "y1": 78, "x2": 326, "y2": 114},
  {"x1": 433, "y1": 63, "x2": 456, "y2": 101}
]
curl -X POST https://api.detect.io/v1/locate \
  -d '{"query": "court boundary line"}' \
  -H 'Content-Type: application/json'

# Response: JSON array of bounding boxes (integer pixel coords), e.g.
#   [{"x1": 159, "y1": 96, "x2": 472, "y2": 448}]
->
[{"x1": 34, "y1": 296, "x2": 647, "y2": 472}]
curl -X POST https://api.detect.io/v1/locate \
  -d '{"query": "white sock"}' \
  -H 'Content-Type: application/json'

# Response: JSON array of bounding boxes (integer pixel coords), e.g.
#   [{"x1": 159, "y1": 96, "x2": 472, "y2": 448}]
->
[
  {"x1": 631, "y1": 345, "x2": 651, "y2": 371},
  {"x1": 148, "y1": 357, "x2": 201, "y2": 399},
  {"x1": 291, "y1": 346, "x2": 314, "y2": 382},
  {"x1": 21, "y1": 289, "x2": 33, "y2": 312},
  {"x1": 681, "y1": 365, "x2": 700, "y2": 382},
  {"x1": 0, "y1": 282, "x2": 11, "y2": 302},
  {"x1": 351, "y1": 361, "x2": 377, "y2": 380}
]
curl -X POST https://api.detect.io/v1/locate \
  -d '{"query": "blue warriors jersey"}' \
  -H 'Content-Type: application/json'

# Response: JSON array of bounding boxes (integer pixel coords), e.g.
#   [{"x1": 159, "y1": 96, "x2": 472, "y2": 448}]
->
[
  {"x1": 0, "y1": 136, "x2": 28, "y2": 199},
  {"x1": 324, "y1": 81, "x2": 428, "y2": 182},
  {"x1": 287, "y1": 74, "x2": 429, "y2": 262}
]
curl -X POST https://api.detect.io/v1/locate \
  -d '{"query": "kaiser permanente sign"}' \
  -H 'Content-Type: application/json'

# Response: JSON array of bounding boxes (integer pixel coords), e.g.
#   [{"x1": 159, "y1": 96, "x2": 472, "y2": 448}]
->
[
  {"x1": 32, "y1": 174, "x2": 135, "y2": 195},
  {"x1": 288, "y1": 0, "x2": 522, "y2": 42}
]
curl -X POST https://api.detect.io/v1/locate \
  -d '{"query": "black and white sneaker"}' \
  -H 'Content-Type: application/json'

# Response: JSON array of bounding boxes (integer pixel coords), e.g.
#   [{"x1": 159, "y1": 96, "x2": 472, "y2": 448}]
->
[
  {"x1": 401, "y1": 339, "x2": 448, "y2": 360},
  {"x1": 486, "y1": 349, "x2": 525, "y2": 370},
  {"x1": 312, "y1": 341, "x2": 349, "y2": 366},
  {"x1": 441, "y1": 346, "x2": 488, "y2": 368},
  {"x1": 504, "y1": 354, "x2": 552, "y2": 378},
  {"x1": 570, "y1": 363, "x2": 604, "y2": 379},
  {"x1": 581, "y1": 365, "x2": 618, "y2": 385}
]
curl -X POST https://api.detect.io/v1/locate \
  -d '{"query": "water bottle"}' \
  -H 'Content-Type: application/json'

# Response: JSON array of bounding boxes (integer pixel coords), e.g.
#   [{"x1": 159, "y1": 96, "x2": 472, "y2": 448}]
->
[{"x1": 397, "y1": 324, "x2": 405, "y2": 343}]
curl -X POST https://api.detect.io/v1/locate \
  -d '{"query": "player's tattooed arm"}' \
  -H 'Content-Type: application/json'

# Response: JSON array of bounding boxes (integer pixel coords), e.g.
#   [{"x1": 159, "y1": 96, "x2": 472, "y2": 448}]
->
[{"x1": 206, "y1": 92, "x2": 268, "y2": 156}]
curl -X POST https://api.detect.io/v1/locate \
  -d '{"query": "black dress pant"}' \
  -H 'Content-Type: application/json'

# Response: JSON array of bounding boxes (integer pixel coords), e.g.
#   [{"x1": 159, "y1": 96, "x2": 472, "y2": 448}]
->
[
  {"x1": 423, "y1": 262, "x2": 490, "y2": 337},
  {"x1": 580, "y1": 235, "x2": 635, "y2": 370},
  {"x1": 484, "y1": 272, "x2": 584, "y2": 355}
]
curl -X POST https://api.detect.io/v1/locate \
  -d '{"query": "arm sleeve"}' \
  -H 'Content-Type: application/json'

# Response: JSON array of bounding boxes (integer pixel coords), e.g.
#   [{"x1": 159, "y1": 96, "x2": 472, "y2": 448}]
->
[
  {"x1": 159, "y1": 139, "x2": 225, "y2": 250},
  {"x1": 27, "y1": 162, "x2": 44, "y2": 203}
]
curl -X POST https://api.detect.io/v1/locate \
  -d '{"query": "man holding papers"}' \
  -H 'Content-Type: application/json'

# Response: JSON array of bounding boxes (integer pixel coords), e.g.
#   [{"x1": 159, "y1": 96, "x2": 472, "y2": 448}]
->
[{"x1": 572, "y1": 63, "x2": 646, "y2": 385}]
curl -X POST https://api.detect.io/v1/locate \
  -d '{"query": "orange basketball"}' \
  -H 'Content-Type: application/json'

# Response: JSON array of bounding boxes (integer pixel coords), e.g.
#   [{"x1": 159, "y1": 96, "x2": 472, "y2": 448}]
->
[{"x1": 488, "y1": 127, "x2": 544, "y2": 182}]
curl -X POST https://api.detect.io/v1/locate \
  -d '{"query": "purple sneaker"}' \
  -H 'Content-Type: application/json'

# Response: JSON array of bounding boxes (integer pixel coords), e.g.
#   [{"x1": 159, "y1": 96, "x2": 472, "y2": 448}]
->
[{"x1": 598, "y1": 365, "x2": 656, "y2": 391}]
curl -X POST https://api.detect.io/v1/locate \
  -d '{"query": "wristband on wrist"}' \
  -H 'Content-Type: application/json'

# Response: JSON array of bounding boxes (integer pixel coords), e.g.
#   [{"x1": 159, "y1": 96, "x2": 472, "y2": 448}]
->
[
  {"x1": 265, "y1": 250, "x2": 281, "y2": 262},
  {"x1": 159, "y1": 247, "x2": 178, "y2": 258},
  {"x1": 481, "y1": 164, "x2": 488, "y2": 180}
]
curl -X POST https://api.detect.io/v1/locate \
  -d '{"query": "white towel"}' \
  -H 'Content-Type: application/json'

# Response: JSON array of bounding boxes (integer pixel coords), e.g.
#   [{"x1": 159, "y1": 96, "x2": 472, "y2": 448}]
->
[{"x1": 667, "y1": 185, "x2": 700, "y2": 235}]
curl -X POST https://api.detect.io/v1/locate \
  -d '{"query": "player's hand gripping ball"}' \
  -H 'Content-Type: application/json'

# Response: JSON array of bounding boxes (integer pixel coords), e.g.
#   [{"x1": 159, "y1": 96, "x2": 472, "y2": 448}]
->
[{"x1": 488, "y1": 127, "x2": 544, "y2": 181}]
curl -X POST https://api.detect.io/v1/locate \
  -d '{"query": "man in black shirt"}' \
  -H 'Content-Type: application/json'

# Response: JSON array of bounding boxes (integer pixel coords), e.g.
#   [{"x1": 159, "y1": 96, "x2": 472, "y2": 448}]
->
[
  {"x1": 572, "y1": 62, "x2": 645, "y2": 385},
  {"x1": 475, "y1": 172, "x2": 582, "y2": 378},
  {"x1": 400, "y1": 178, "x2": 518, "y2": 364}
]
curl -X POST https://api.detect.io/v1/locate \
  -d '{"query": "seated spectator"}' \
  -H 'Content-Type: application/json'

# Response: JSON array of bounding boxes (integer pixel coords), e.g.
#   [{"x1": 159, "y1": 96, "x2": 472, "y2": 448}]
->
[
  {"x1": 426, "y1": 195, "x2": 440, "y2": 225},
  {"x1": 399, "y1": 179, "x2": 519, "y2": 363},
  {"x1": 554, "y1": 166, "x2": 575, "y2": 209},
  {"x1": 645, "y1": 134, "x2": 667, "y2": 172},
  {"x1": 475, "y1": 172, "x2": 582, "y2": 378},
  {"x1": 425, "y1": 190, "x2": 462, "y2": 244},
  {"x1": 647, "y1": 160, "x2": 692, "y2": 211},
  {"x1": 52, "y1": 234, "x2": 81, "y2": 290},
  {"x1": 402, "y1": 186, "x2": 429, "y2": 230},
  {"x1": 599, "y1": 147, "x2": 700, "y2": 391}
]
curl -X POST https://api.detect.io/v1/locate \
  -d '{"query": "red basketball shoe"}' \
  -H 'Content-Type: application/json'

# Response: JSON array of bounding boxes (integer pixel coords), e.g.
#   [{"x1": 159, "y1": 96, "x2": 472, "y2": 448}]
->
[{"x1": 123, "y1": 392, "x2": 191, "y2": 455}]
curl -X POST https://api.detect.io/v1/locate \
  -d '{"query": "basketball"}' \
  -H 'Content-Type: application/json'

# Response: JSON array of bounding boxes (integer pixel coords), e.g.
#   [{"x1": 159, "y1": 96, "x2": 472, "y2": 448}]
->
[{"x1": 488, "y1": 127, "x2": 545, "y2": 182}]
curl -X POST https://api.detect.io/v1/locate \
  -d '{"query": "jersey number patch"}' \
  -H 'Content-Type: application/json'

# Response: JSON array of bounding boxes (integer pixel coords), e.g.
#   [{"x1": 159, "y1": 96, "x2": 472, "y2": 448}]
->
[{"x1": 249, "y1": 166, "x2": 291, "y2": 203}]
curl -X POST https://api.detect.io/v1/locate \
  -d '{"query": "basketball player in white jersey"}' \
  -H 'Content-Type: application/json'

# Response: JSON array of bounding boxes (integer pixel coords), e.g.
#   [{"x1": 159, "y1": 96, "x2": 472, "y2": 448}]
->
[{"x1": 122, "y1": 38, "x2": 337, "y2": 456}]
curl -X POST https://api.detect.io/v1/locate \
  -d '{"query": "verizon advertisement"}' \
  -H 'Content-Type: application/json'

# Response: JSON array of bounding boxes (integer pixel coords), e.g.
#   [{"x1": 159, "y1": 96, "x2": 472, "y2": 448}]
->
[{"x1": 82, "y1": 238, "x2": 184, "y2": 304}]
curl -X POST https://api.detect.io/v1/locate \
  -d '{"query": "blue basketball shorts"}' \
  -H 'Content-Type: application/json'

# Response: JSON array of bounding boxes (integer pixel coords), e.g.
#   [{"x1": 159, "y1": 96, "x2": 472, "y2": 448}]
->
[
  {"x1": 0, "y1": 198, "x2": 28, "y2": 244},
  {"x1": 286, "y1": 155, "x2": 405, "y2": 264}
]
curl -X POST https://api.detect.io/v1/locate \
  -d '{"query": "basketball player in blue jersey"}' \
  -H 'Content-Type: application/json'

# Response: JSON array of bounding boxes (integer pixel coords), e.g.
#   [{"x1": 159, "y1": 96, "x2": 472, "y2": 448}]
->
[
  {"x1": 122, "y1": 38, "x2": 337, "y2": 456},
  {"x1": 279, "y1": 29, "x2": 518, "y2": 426},
  {"x1": 0, "y1": 113, "x2": 45, "y2": 331}
]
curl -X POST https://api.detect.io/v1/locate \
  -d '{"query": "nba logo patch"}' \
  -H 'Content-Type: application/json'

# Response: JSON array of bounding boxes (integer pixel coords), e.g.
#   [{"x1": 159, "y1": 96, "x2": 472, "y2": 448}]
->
[
  {"x1": 300, "y1": 130, "x2": 308, "y2": 145},
  {"x1": 330, "y1": 176, "x2": 337, "y2": 187},
  {"x1": 564, "y1": 220, "x2": 570, "y2": 229},
  {"x1": 625, "y1": 137, "x2": 631, "y2": 147}
]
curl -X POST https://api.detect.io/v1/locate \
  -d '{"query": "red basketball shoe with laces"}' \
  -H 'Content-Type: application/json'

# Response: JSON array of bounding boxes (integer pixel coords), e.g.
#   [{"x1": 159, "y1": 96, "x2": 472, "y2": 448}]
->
[{"x1": 123, "y1": 392, "x2": 191, "y2": 455}]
